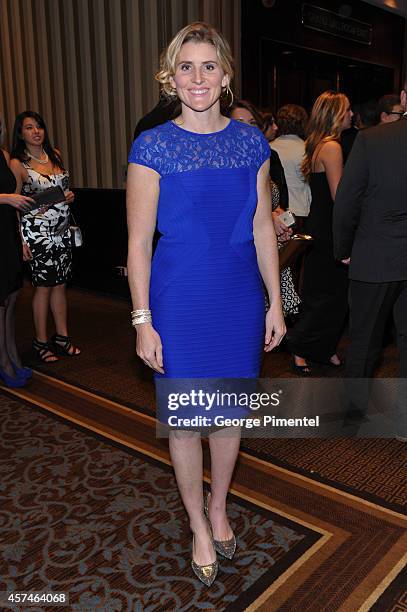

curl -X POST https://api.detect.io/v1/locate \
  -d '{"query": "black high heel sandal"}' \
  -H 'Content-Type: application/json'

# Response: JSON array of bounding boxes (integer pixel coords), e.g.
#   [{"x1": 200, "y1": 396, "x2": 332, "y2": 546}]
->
[
  {"x1": 51, "y1": 334, "x2": 81, "y2": 356},
  {"x1": 291, "y1": 357, "x2": 312, "y2": 376},
  {"x1": 326, "y1": 357, "x2": 343, "y2": 368},
  {"x1": 312, "y1": 357, "x2": 343, "y2": 368},
  {"x1": 32, "y1": 339, "x2": 58, "y2": 363}
]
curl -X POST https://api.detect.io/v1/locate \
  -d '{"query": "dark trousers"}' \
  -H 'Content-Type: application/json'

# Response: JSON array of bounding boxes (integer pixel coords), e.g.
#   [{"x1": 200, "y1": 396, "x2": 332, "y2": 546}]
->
[
  {"x1": 345, "y1": 279, "x2": 407, "y2": 433},
  {"x1": 346, "y1": 279, "x2": 407, "y2": 378}
]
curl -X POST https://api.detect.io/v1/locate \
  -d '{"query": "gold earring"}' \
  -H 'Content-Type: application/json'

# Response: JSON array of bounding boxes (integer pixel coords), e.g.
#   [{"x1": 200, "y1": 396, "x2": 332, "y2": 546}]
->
[
  {"x1": 168, "y1": 84, "x2": 179, "y2": 100},
  {"x1": 223, "y1": 84, "x2": 234, "y2": 107}
]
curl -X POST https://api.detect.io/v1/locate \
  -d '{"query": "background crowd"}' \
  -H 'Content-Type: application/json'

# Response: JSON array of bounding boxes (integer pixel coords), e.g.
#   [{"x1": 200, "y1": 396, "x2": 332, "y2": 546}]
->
[
  {"x1": 227, "y1": 88, "x2": 407, "y2": 377},
  {"x1": 0, "y1": 65, "x2": 406, "y2": 388},
  {"x1": 1, "y1": 19, "x2": 406, "y2": 591}
]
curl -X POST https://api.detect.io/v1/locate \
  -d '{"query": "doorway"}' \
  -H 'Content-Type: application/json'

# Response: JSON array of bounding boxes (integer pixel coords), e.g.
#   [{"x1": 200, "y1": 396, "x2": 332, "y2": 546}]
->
[{"x1": 258, "y1": 39, "x2": 395, "y2": 112}]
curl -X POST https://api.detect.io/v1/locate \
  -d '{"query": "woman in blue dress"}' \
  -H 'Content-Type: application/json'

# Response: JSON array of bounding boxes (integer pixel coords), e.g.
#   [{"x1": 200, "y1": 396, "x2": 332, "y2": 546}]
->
[{"x1": 126, "y1": 22, "x2": 285, "y2": 586}]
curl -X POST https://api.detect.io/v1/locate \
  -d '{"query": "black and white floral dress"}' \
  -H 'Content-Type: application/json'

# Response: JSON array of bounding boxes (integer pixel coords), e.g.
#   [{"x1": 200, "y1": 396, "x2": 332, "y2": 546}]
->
[{"x1": 21, "y1": 165, "x2": 72, "y2": 287}]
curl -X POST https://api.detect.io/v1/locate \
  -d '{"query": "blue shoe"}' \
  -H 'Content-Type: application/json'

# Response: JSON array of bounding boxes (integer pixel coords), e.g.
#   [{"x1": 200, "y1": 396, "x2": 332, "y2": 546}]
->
[
  {"x1": 12, "y1": 362, "x2": 33, "y2": 379},
  {"x1": 0, "y1": 367, "x2": 27, "y2": 388}
]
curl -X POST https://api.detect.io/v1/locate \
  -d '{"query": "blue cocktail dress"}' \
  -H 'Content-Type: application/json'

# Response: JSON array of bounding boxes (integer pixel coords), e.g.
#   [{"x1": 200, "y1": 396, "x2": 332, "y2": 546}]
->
[{"x1": 128, "y1": 119, "x2": 270, "y2": 380}]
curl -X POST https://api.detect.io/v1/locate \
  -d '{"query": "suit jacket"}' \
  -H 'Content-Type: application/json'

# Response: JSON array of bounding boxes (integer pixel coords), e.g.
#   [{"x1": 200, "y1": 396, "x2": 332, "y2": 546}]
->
[
  {"x1": 133, "y1": 98, "x2": 180, "y2": 140},
  {"x1": 340, "y1": 125, "x2": 359, "y2": 163},
  {"x1": 333, "y1": 119, "x2": 407, "y2": 282}
]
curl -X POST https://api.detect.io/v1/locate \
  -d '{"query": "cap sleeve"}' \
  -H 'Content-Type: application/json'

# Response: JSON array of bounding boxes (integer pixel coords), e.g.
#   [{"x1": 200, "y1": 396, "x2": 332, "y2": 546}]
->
[{"x1": 128, "y1": 130, "x2": 161, "y2": 174}]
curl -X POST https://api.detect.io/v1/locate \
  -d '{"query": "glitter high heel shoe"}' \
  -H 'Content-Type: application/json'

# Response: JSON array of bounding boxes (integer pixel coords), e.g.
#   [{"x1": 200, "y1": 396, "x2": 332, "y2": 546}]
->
[
  {"x1": 204, "y1": 493, "x2": 237, "y2": 560},
  {"x1": 191, "y1": 533, "x2": 218, "y2": 587}
]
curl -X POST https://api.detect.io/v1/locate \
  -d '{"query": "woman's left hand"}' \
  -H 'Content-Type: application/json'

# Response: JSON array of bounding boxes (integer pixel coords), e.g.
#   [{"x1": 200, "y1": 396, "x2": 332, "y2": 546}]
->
[
  {"x1": 272, "y1": 211, "x2": 293, "y2": 239},
  {"x1": 264, "y1": 303, "x2": 286, "y2": 352},
  {"x1": 22, "y1": 242, "x2": 33, "y2": 261},
  {"x1": 64, "y1": 190, "x2": 75, "y2": 204},
  {"x1": 277, "y1": 230, "x2": 292, "y2": 244}
]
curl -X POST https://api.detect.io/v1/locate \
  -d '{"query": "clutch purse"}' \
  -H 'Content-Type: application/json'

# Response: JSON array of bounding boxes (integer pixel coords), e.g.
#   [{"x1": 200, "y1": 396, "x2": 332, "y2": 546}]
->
[
  {"x1": 70, "y1": 225, "x2": 83, "y2": 247},
  {"x1": 22, "y1": 186, "x2": 66, "y2": 215},
  {"x1": 278, "y1": 233, "x2": 313, "y2": 271},
  {"x1": 69, "y1": 211, "x2": 83, "y2": 247}
]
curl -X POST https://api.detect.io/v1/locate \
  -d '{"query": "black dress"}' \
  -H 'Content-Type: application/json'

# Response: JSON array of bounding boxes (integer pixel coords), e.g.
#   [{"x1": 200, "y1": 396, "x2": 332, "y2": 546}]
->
[
  {"x1": 0, "y1": 150, "x2": 22, "y2": 305},
  {"x1": 269, "y1": 149, "x2": 288, "y2": 209},
  {"x1": 286, "y1": 172, "x2": 348, "y2": 362}
]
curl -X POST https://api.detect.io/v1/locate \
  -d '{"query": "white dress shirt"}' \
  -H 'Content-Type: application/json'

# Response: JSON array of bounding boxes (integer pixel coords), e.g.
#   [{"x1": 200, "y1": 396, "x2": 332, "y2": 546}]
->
[{"x1": 270, "y1": 135, "x2": 311, "y2": 217}]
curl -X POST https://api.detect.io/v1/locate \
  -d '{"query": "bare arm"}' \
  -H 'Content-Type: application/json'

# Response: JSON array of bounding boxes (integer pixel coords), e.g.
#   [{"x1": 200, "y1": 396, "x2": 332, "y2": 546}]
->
[
  {"x1": 10, "y1": 157, "x2": 24, "y2": 194},
  {"x1": 253, "y1": 159, "x2": 286, "y2": 351},
  {"x1": 126, "y1": 162, "x2": 164, "y2": 373},
  {"x1": 9, "y1": 157, "x2": 35, "y2": 260},
  {"x1": 53, "y1": 150, "x2": 75, "y2": 204},
  {"x1": 318, "y1": 140, "x2": 343, "y2": 201},
  {"x1": 0, "y1": 154, "x2": 32, "y2": 211}
]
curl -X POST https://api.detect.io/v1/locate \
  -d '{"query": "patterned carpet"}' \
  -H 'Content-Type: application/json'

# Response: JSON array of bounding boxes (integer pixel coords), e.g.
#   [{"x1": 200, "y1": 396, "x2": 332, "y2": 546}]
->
[
  {"x1": 242, "y1": 437, "x2": 407, "y2": 512},
  {"x1": 8, "y1": 285, "x2": 406, "y2": 609},
  {"x1": 0, "y1": 395, "x2": 319, "y2": 611},
  {"x1": 371, "y1": 568, "x2": 407, "y2": 611},
  {"x1": 1, "y1": 386, "x2": 406, "y2": 611},
  {"x1": 15, "y1": 286, "x2": 407, "y2": 514}
]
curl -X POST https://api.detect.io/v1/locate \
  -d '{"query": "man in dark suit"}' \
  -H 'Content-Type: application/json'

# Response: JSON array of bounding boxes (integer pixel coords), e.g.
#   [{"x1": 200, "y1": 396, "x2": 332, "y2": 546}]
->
[
  {"x1": 333, "y1": 83, "x2": 407, "y2": 435},
  {"x1": 133, "y1": 96, "x2": 179, "y2": 140}
]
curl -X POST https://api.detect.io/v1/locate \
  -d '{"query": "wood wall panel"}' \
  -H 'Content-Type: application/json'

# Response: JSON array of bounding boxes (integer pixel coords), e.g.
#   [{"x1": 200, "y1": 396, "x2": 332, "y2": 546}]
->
[
  {"x1": 20, "y1": 0, "x2": 39, "y2": 113},
  {"x1": 0, "y1": 1, "x2": 16, "y2": 122},
  {"x1": 32, "y1": 0, "x2": 53, "y2": 140},
  {"x1": 0, "y1": 0, "x2": 240, "y2": 188},
  {"x1": 47, "y1": 0, "x2": 69, "y2": 174},
  {"x1": 9, "y1": 1, "x2": 26, "y2": 106}
]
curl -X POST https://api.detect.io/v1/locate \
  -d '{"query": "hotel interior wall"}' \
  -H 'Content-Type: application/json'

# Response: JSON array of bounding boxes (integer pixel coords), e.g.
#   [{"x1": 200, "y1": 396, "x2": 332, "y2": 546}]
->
[
  {"x1": 241, "y1": 0, "x2": 406, "y2": 111},
  {"x1": 0, "y1": 0, "x2": 241, "y2": 190}
]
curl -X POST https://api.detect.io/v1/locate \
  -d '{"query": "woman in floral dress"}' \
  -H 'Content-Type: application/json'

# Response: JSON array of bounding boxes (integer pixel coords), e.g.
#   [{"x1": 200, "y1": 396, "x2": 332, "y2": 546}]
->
[{"x1": 11, "y1": 111, "x2": 81, "y2": 362}]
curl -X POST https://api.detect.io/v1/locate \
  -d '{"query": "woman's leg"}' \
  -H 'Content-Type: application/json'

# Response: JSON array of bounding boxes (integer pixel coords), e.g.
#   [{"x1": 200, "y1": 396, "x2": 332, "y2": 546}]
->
[
  {"x1": 32, "y1": 286, "x2": 52, "y2": 342},
  {"x1": 49, "y1": 284, "x2": 80, "y2": 354},
  {"x1": 4, "y1": 290, "x2": 22, "y2": 367},
  {"x1": 207, "y1": 428, "x2": 241, "y2": 540},
  {"x1": 0, "y1": 299, "x2": 15, "y2": 376},
  {"x1": 50, "y1": 284, "x2": 68, "y2": 337},
  {"x1": 32, "y1": 286, "x2": 57, "y2": 361},
  {"x1": 169, "y1": 430, "x2": 216, "y2": 565}
]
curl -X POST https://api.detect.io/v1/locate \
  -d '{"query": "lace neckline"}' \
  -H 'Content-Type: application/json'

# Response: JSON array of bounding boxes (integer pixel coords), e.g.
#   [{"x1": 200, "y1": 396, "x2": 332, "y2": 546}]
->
[{"x1": 170, "y1": 118, "x2": 233, "y2": 137}]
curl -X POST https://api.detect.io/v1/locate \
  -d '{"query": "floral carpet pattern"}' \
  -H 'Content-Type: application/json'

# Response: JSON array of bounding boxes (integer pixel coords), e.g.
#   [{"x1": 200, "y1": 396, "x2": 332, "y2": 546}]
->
[{"x1": 0, "y1": 395, "x2": 318, "y2": 611}]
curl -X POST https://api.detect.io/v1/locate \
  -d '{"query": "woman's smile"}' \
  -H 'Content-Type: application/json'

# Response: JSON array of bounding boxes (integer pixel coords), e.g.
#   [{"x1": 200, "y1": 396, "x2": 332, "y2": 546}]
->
[{"x1": 170, "y1": 41, "x2": 227, "y2": 113}]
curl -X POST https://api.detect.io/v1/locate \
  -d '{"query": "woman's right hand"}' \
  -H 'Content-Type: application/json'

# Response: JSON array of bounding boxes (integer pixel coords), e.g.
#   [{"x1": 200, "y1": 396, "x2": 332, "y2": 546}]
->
[
  {"x1": 0, "y1": 193, "x2": 34, "y2": 212},
  {"x1": 22, "y1": 243, "x2": 33, "y2": 261},
  {"x1": 272, "y1": 211, "x2": 292, "y2": 243},
  {"x1": 135, "y1": 324, "x2": 164, "y2": 373}
]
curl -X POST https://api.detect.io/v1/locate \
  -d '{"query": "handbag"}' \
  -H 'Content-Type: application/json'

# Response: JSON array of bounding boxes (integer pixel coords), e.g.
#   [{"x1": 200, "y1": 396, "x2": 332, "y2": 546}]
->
[
  {"x1": 69, "y1": 211, "x2": 83, "y2": 247},
  {"x1": 21, "y1": 186, "x2": 66, "y2": 215},
  {"x1": 278, "y1": 233, "x2": 313, "y2": 271}
]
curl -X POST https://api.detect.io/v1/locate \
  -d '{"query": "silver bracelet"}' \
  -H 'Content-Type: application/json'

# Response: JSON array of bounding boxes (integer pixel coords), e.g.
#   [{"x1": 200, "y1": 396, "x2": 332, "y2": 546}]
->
[{"x1": 131, "y1": 309, "x2": 152, "y2": 326}]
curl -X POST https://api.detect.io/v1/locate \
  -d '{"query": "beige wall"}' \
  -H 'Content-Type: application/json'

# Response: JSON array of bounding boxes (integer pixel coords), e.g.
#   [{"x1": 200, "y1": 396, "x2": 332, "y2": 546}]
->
[{"x1": 0, "y1": 0, "x2": 240, "y2": 188}]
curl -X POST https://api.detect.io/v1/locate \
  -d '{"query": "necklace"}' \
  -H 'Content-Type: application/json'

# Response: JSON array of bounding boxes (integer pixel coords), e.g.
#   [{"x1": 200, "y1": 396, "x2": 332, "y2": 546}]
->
[{"x1": 26, "y1": 149, "x2": 48, "y2": 164}]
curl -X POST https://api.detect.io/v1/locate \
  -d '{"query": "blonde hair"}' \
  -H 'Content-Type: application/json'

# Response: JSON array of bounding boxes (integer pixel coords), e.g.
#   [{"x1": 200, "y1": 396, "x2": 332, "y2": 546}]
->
[
  {"x1": 155, "y1": 22, "x2": 234, "y2": 100},
  {"x1": 302, "y1": 91, "x2": 349, "y2": 180}
]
